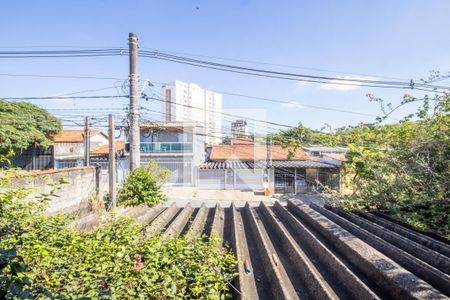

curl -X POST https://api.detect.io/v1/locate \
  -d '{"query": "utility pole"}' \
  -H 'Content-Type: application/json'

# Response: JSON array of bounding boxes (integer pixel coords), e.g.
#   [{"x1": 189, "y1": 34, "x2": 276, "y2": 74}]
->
[
  {"x1": 84, "y1": 116, "x2": 90, "y2": 166},
  {"x1": 129, "y1": 32, "x2": 141, "y2": 171},
  {"x1": 265, "y1": 136, "x2": 273, "y2": 195},
  {"x1": 268, "y1": 136, "x2": 273, "y2": 167},
  {"x1": 108, "y1": 114, "x2": 117, "y2": 208}
]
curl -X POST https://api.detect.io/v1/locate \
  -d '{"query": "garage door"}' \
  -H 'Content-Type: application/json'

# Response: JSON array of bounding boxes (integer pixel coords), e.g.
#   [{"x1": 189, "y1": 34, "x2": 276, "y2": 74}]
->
[
  {"x1": 198, "y1": 170, "x2": 225, "y2": 189},
  {"x1": 235, "y1": 169, "x2": 264, "y2": 191}
]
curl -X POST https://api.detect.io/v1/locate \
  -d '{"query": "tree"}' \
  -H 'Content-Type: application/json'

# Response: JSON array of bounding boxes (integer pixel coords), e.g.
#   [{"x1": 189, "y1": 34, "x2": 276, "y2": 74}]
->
[
  {"x1": 0, "y1": 100, "x2": 62, "y2": 155},
  {"x1": 272, "y1": 88, "x2": 449, "y2": 237},
  {"x1": 273, "y1": 123, "x2": 342, "y2": 147},
  {"x1": 336, "y1": 95, "x2": 450, "y2": 237},
  {"x1": 221, "y1": 136, "x2": 231, "y2": 145}
]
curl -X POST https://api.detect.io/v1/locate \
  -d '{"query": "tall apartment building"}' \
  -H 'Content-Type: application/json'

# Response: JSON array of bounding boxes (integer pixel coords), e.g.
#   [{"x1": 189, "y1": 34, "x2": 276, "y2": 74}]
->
[{"x1": 161, "y1": 80, "x2": 222, "y2": 145}]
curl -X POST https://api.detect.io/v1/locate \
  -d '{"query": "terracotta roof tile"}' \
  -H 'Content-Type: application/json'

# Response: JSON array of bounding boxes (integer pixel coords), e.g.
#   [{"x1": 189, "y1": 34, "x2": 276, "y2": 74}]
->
[
  {"x1": 210, "y1": 145, "x2": 309, "y2": 161},
  {"x1": 91, "y1": 141, "x2": 125, "y2": 155},
  {"x1": 230, "y1": 138, "x2": 254, "y2": 145},
  {"x1": 49, "y1": 130, "x2": 103, "y2": 143}
]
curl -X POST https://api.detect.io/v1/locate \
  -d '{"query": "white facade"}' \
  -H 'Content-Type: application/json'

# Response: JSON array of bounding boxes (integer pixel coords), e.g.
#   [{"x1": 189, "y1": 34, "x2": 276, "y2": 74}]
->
[
  {"x1": 231, "y1": 119, "x2": 248, "y2": 137},
  {"x1": 161, "y1": 80, "x2": 222, "y2": 145}
]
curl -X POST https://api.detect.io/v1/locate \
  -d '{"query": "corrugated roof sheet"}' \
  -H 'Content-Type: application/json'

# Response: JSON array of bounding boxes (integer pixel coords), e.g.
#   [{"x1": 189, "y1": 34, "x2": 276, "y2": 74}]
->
[
  {"x1": 199, "y1": 160, "x2": 338, "y2": 169},
  {"x1": 199, "y1": 161, "x2": 267, "y2": 169},
  {"x1": 271, "y1": 160, "x2": 338, "y2": 168},
  {"x1": 210, "y1": 145, "x2": 309, "y2": 161},
  {"x1": 302, "y1": 146, "x2": 349, "y2": 153},
  {"x1": 323, "y1": 153, "x2": 346, "y2": 161},
  {"x1": 99, "y1": 199, "x2": 450, "y2": 299}
]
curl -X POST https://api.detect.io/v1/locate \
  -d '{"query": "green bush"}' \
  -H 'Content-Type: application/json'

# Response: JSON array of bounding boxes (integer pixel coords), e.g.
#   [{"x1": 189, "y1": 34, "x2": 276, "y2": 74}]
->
[
  {"x1": 0, "y1": 173, "x2": 237, "y2": 299},
  {"x1": 117, "y1": 161, "x2": 170, "y2": 207},
  {"x1": 328, "y1": 95, "x2": 450, "y2": 238}
]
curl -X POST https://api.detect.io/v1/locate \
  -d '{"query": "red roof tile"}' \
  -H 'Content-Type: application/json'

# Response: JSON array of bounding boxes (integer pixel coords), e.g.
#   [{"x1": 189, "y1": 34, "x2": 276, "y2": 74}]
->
[
  {"x1": 91, "y1": 141, "x2": 125, "y2": 155},
  {"x1": 49, "y1": 130, "x2": 104, "y2": 143},
  {"x1": 230, "y1": 138, "x2": 254, "y2": 145},
  {"x1": 210, "y1": 145, "x2": 309, "y2": 161}
]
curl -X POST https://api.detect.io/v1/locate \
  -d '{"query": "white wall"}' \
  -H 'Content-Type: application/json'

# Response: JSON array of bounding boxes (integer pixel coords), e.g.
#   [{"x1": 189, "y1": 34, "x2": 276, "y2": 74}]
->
[
  {"x1": 53, "y1": 133, "x2": 108, "y2": 160},
  {"x1": 162, "y1": 80, "x2": 222, "y2": 145}
]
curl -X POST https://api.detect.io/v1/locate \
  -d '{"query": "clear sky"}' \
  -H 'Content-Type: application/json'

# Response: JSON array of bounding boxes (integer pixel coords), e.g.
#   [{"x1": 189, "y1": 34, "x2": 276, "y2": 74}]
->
[{"x1": 1, "y1": 0, "x2": 449, "y2": 133}]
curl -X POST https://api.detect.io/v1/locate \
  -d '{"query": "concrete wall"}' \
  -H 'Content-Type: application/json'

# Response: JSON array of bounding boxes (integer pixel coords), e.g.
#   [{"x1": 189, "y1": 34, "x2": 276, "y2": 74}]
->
[
  {"x1": 3, "y1": 166, "x2": 106, "y2": 215},
  {"x1": 53, "y1": 134, "x2": 108, "y2": 160},
  {"x1": 53, "y1": 142, "x2": 84, "y2": 160}
]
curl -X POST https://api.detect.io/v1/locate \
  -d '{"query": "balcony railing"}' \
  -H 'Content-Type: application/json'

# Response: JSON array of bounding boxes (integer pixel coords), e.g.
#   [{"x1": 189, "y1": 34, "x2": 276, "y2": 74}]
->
[{"x1": 125, "y1": 142, "x2": 193, "y2": 153}]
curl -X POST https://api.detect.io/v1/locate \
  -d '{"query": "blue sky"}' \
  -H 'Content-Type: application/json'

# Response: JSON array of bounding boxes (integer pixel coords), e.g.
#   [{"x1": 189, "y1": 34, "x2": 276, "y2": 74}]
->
[{"x1": 1, "y1": 0, "x2": 449, "y2": 133}]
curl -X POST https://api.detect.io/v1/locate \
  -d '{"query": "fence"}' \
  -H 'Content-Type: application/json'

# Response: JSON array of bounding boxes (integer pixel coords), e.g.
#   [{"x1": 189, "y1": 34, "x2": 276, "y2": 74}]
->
[{"x1": 11, "y1": 146, "x2": 54, "y2": 170}]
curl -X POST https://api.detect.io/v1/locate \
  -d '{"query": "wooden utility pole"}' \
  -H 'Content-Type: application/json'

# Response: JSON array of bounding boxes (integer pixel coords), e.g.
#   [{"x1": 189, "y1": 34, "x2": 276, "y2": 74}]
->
[
  {"x1": 108, "y1": 114, "x2": 117, "y2": 207},
  {"x1": 129, "y1": 32, "x2": 141, "y2": 171},
  {"x1": 84, "y1": 116, "x2": 91, "y2": 166}
]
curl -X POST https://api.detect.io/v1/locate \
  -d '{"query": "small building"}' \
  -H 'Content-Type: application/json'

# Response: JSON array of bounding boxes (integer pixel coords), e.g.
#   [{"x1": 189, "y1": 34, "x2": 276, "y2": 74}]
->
[
  {"x1": 198, "y1": 142, "x2": 341, "y2": 193},
  {"x1": 10, "y1": 130, "x2": 125, "y2": 172},
  {"x1": 231, "y1": 119, "x2": 248, "y2": 138},
  {"x1": 124, "y1": 122, "x2": 206, "y2": 186},
  {"x1": 50, "y1": 130, "x2": 109, "y2": 168}
]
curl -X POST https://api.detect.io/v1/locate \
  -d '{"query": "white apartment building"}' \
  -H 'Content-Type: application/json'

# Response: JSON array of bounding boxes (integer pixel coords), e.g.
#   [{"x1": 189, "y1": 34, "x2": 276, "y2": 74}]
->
[{"x1": 161, "y1": 80, "x2": 222, "y2": 145}]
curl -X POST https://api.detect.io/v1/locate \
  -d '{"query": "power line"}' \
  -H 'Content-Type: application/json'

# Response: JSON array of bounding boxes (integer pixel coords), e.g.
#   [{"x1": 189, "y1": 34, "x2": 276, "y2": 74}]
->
[
  {"x1": 0, "y1": 45, "x2": 122, "y2": 49},
  {"x1": 139, "y1": 50, "x2": 450, "y2": 91},
  {"x1": 1, "y1": 47, "x2": 448, "y2": 91},
  {"x1": 143, "y1": 53, "x2": 407, "y2": 89},
  {"x1": 144, "y1": 86, "x2": 286, "y2": 133},
  {"x1": 0, "y1": 73, "x2": 125, "y2": 81},
  {"x1": 1, "y1": 95, "x2": 129, "y2": 100},
  {"x1": 47, "y1": 108, "x2": 126, "y2": 111},
  {"x1": 138, "y1": 112, "x2": 327, "y2": 159},
  {"x1": 0, "y1": 48, "x2": 124, "y2": 56},
  {"x1": 148, "y1": 82, "x2": 379, "y2": 118},
  {"x1": 142, "y1": 95, "x2": 294, "y2": 129},
  {"x1": 141, "y1": 47, "x2": 409, "y2": 81}
]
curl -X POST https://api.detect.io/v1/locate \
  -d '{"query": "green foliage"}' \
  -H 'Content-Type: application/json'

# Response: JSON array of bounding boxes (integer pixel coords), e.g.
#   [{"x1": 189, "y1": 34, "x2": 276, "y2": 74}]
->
[
  {"x1": 333, "y1": 95, "x2": 450, "y2": 238},
  {"x1": 221, "y1": 136, "x2": 231, "y2": 145},
  {"x1": 273, "y1": 123, "x2": 342, "y2": 148},
  {"x1": 117, "y1": 161, "x2": 170, "y2": 207},
  {"x1": 275, "y1": 91, "x2": 449, "y2": 238},
  {"x1": 0, "y1": 166, "x2": 237, "y2": 299},
  {"x1": 0, "y1": 100, "x2": 61, "y2": 154}
]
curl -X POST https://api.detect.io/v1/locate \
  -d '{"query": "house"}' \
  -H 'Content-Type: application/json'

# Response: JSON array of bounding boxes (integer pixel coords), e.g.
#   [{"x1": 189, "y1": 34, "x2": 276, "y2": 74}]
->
[
  {"x1": 10, "y1": 130, "x2": 125, "y2": 172},
  {"x1": 302, "y1": 146, "x2": 349, "y2": 166},
  {"x1": 124, "y1": 122, "x2": 206, "y2": 185},
  {"x1": 50, "y1": 130, "x2": 109, "y2": 168},
  {"x1": 198, "y1": 140, "x2": 341, "y2": 193}
]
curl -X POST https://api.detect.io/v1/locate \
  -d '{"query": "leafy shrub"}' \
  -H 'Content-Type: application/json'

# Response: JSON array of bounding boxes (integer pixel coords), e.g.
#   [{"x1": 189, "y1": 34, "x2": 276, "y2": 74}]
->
[
  {"x1": 117, "y1": 160, "x2": 170, "y2": 207},
  {"x1": 328, "y1": 96, "x2": 450, "y2": 238},
  {"x1": 1, "y1": 178, "x2": 236, "y2": 299}
]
